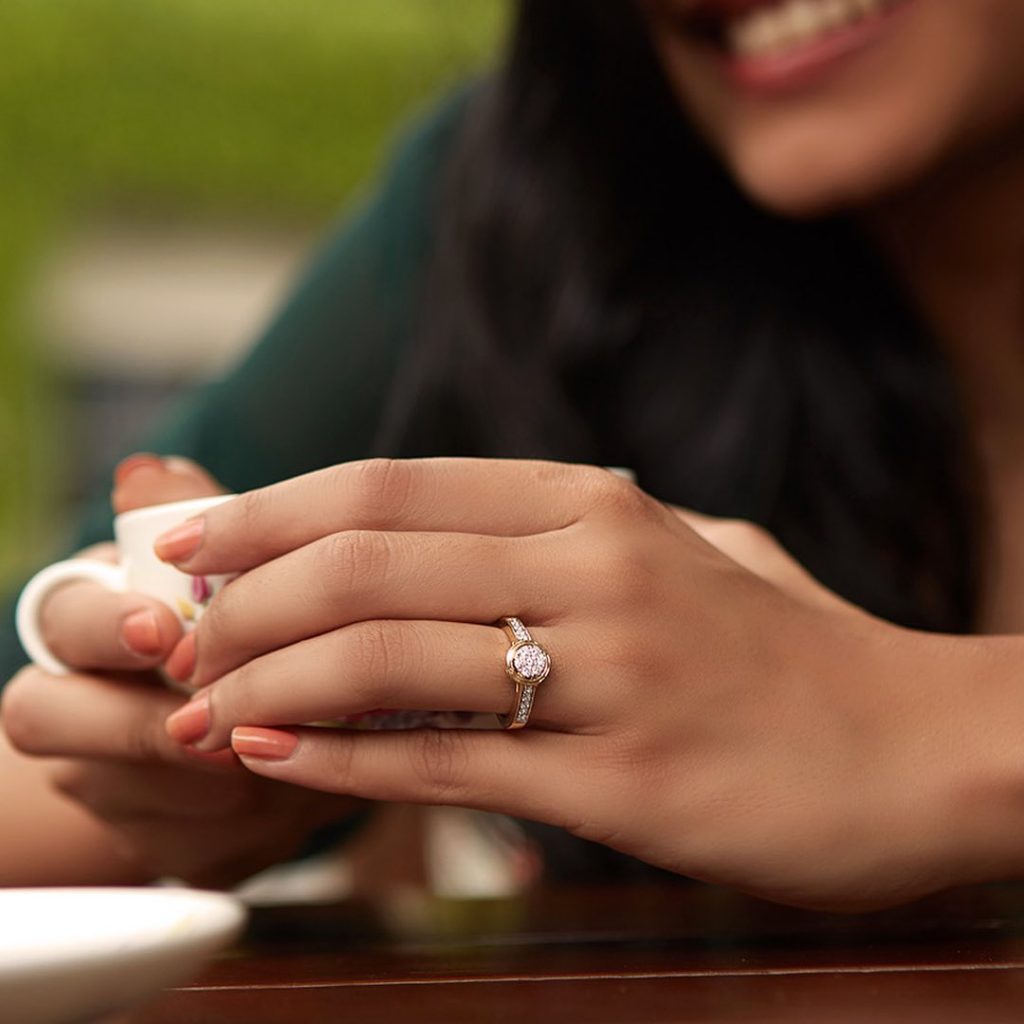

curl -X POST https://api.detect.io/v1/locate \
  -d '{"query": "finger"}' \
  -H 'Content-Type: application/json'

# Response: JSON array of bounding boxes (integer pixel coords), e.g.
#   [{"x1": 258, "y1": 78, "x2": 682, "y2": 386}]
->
[
  {"x1": 40, "y1": 581, "x2": 184, "y2": 671},
  {"x1": 112, "y1": 452, "x2": 227, "y2": 516},
  {"x1": 1, "y1": 667, "x2": 236, "y2": 767},
  {"x1": 232, "y1": 725, "x2": 583, "y2": 827},
  {"x1": 154, "y1": 458, "x2": 632, "y2": 574},
  {"x1": 171, "y1": 619, "x2": 577, "y2": 752},
  {"x1": 189, "y1": 529, "x2": 571, "y2": 685},
  {"x1": 77, "y1": 542, "x2": 118, "y2": 563},
  {"x1": 49, "y1": 759, "x2": 259, "y2": 821}
]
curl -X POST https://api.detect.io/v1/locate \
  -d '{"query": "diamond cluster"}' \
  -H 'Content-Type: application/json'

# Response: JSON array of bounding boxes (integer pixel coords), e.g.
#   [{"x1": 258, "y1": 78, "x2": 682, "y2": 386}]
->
[{"x1": 512, "y1": 643, "x2": 549, "y2": 682}]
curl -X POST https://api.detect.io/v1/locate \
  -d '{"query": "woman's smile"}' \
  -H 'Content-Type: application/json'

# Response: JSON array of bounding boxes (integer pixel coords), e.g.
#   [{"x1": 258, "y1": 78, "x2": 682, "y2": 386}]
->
[
  {"x1": 640, "y1": 0, "x2": 1024, "y2": 214},
  {"x1": 677, "y1": 0, "x2": 914, "y2": 93}
]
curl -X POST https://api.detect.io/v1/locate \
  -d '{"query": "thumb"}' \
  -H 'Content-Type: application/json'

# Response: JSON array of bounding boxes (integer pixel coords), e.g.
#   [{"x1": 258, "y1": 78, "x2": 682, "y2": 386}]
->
[
  {"x1": 671, "y1": 506, "x2": 853, "y2": 612},
  {"x1": 111, "y1": 454, "x2": 229, "y2": 515}
]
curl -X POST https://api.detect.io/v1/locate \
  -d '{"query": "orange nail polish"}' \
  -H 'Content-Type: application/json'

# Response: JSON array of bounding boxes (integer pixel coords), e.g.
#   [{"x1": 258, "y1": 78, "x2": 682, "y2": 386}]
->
[
  {"x1": 166, "y1": 691, "x2": 210, "y2": 745},
  {"x1": 232, "y1": 727, "x2": 298, "y2": 761},
  {"x1": 119, "y1": 609, "x2": 163, "y2": 657},
  {"x1": 113, "y1": 453, "x2": 164, "y2": 486},
  {"x1": 165, "y1": 632, "x2": 197, "y2": 682},
  {"x1": 154, "y1": 518, "x2": 205, "y2": 563}
]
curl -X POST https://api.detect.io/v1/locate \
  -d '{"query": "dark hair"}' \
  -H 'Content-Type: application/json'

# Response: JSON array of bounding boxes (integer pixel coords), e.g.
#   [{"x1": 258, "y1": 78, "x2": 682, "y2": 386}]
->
[{"x1": 380, "y1": 0, "x2": 977, "y2": 632}]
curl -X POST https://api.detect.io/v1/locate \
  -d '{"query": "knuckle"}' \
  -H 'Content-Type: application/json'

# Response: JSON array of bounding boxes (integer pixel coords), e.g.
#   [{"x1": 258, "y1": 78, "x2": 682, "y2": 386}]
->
[
  {"x1": 573, "y1": 464, "x2": 621, "y2": 506},
  {"x1": 589, "y1": 532, "x2": 658, "y2": 602},
  {"x1": 220, "y1": 657, "x2": 257, "y2": 716},
  {"x1": 49, "y1": 762, "x2": 92, "y2": 802},
  {"x1": 197, "y1": 586, "x2": 248, "y2": 659},
  {"x1": 120, "y1": 713, "x2": 166, "y2": 764},
  {"x1": 594, "y1": 629, "x2": 665, "y2": 686},
  {"x1": 587, "y1": 471, "x2": 656, "y2": 522},
  {"x1": 236, "y1": 487, "x2": 273, "y2": 538},
  {"x1": 195, "y1": 596, "x2": 230, "y2": 655},
  {"x1": 1, "y1": 672, "x2": 47, "y2": 752},
  {"x1": 340, "y1": 621, "x2": 394, "y2": 707},
  {"x1": 319, "y1": 733, "x2": 356, "y2": 785},
  {"x1": 120, "y1": 729, "x2": 154, "y2": 764},
  {"x1": 343, "y1": 621, "x2": 427, "y2": 710},
  {"x1": 407, "y1": 730, "x2": 470, "y2": 802},
  {"x1": 319, "y1": 530, "x2": 393, "y2": 599},
  {"x1": 349, "y1": 458, "x2": 414, "y2": 525}
]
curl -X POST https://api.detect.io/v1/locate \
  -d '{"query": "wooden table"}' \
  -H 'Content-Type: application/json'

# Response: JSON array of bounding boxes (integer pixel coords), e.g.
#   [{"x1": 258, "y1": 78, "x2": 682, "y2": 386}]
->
[{"x1": 130, "y1": 882, "x2": 1024, "y2": 1022}]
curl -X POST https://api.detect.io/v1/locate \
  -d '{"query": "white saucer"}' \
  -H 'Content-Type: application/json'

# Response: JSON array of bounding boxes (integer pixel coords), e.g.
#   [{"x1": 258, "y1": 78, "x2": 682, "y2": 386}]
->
[{"x1": 0, "y1": 887, "x2": 246, "y2": 1024}]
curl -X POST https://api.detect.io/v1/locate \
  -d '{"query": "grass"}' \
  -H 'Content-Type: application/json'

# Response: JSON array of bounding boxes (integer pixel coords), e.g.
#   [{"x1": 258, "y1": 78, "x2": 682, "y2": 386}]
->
[{"x1": 0, "y1": 0, "x2": 507, "y2": 581}]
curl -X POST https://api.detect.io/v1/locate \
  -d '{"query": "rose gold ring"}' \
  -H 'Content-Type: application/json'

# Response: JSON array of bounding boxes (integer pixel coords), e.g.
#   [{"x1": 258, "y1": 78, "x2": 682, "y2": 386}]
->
[{"x1": 498, "y1": 617, "x2": 551, "y2": 730}]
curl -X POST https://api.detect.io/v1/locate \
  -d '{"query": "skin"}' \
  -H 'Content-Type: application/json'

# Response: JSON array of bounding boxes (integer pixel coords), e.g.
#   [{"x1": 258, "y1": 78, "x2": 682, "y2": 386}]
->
[
  {"x1": 137, "y1": 457, "x2": 1024, "y2": 911},
  {"x1": 638, "y1": 0, "x2": 1024, "y2": 217},
  {"x1": 868, "y1": 157, "x2": 1024, "y2": 634},
  {"x1": 5, "y1": 2, "x2": 1024, "y2": 906},
  {"x1": 0, "y1": 458, "x2": 358, "y2": 887},
  {"x1": 638, "y1": 0, "x2": 1024, "y2": 629}
]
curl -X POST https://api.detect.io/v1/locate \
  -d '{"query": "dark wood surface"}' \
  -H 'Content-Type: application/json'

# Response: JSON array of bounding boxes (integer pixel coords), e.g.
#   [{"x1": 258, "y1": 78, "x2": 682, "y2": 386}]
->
[{"x1": 129, "y1": 882, "x2": 1024, "y2": 1022}]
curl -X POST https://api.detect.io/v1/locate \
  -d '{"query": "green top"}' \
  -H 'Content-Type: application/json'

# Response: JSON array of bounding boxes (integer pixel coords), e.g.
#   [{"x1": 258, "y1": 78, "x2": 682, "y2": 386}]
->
[{"x1": 0, "y1": 90, "x2": 468, "y2": 681}]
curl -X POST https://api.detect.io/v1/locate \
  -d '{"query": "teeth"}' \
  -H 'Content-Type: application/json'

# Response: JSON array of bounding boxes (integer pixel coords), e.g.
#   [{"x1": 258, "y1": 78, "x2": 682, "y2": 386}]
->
[
  {"x1": 732, "y1": 12, "x2": 777, "y2": 54},
  {"x1": 726, "y1": 0, "x2": 890, "y2": 58},
  {"x1": 818, "y1": 0, "x2": 850, "y2": 29},
  {"x1": 787, "y1": 0, "x2": 822, "y2": 38}
]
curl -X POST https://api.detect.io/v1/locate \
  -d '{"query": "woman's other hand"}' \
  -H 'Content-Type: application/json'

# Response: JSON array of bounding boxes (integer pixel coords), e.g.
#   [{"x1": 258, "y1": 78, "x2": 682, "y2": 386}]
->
[
  {"x1": 29, "y1": 454, "x2": 224, "y2": 675},
  {"x1": 0, "y1": 455, "x2": 356, "y2": 886}
]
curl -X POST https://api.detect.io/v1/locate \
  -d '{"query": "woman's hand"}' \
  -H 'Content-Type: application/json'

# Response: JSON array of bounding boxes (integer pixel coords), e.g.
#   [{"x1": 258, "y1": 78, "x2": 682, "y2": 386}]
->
[
  {"x1": 1, "y1": 665, "x2": 348, "y2": 886},
  {"x1": 156, "y1": 458, "x2": 1012, "y2": 909},
  {"x1": 29, "y1": 454, "x2": 226, "y2": 676},
  {"x1": 1, "y1": 455, "x2": 357, "y2": 887}
]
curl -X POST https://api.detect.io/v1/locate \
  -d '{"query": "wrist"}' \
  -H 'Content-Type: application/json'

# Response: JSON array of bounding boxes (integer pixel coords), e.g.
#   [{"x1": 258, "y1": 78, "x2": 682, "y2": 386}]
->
[{"x1": 890, "y1": 628, "x2": 1024, "y2": 891}]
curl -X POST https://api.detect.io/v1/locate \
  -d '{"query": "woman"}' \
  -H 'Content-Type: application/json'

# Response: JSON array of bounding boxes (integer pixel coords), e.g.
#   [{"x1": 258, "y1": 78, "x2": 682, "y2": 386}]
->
[{"x1": 2, "y1": 0, "x2": 1024, "y2": 909}]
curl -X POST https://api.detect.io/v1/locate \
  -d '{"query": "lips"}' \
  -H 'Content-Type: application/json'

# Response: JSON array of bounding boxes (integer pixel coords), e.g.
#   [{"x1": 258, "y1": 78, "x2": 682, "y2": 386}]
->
[{"x1": 671, "y1": 0, "x2": 910, "y2": 92}]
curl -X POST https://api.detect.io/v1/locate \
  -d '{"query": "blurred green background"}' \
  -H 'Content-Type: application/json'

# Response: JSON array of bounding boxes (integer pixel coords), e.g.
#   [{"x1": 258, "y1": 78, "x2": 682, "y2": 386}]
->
[{"x1": 0, "y1": 0, "x2": 507, "y2": 586}]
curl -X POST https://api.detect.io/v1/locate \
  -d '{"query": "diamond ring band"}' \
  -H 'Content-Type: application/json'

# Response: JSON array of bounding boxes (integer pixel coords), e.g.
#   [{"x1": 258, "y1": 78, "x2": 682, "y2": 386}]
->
[{"x1": 499, "y1": 617, "x2": 551, "y2": 730}]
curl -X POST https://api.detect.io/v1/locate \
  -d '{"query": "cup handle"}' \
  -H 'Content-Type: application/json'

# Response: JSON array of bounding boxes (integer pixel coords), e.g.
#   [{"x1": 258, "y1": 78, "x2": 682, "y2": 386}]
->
[{"x1": 16, "y1": 559, "x2": 129, "y2": 677}]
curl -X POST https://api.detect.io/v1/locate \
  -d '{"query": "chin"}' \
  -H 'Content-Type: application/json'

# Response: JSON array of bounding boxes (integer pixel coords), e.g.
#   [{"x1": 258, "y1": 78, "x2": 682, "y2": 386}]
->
[
  {"x1": 640, "y1": 0, "x2": 1024, "y2": 222},
  {"x1": 731, "y1": 166, "x2": 880, "y2": 220},
  {"x1": 724, "y1": 136, "x2": 936, "y2": 219}
]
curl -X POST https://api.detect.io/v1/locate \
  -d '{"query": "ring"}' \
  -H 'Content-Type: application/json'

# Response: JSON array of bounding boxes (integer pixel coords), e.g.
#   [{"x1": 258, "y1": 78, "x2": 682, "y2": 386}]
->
[{"x1": 498, "y1": 617, "x2": 551, "y2": 730}]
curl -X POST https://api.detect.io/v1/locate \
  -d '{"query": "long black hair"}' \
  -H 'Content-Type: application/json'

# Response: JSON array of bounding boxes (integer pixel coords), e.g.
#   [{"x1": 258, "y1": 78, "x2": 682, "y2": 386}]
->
[{"x1": 379, "y1": 0, "x2": 977, "y2": 632}]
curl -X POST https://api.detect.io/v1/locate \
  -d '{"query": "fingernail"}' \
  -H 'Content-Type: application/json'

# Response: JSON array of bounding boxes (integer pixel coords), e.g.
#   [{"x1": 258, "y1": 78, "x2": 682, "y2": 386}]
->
[
  {"x1": 113, "y1": 453, "x2": 164, "y2": 486},
  {"x1": 154, "y1": 518, "x2": 205, "y2": 563},
  {"x1": 163, "y1": 455, "x2": 200, "y2": 474},
  {"x1": 232, "y1": 727, "x2": 298, "y2": 761},
  {"x1": 164, "y1": 632, "x2": 197, "y2": 682},
  {"x1": 166, "y1": 691, "x2": 210, "y2": 745},
  {"x1": 119, "y1": 609, "x2": 163, "y2": 657}
]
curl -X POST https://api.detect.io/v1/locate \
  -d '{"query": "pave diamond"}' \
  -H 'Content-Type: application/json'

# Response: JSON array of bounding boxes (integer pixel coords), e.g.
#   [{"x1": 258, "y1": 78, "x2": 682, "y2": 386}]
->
[
  {"x1": 515, "y1": 688, "x2": 534, "y2": 723},
  {"x1": 506, "y1": 618, "x2": 531, "y2": 643},
  {"x1": 512, "y1": 643, "x2": 549, "y2": 682}
]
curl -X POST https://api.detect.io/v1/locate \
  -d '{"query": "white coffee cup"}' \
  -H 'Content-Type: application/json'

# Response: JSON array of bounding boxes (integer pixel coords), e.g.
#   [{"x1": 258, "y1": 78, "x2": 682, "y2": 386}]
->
[{"x1": 16, "y1": 495, "x2": 235, "y2": 677}]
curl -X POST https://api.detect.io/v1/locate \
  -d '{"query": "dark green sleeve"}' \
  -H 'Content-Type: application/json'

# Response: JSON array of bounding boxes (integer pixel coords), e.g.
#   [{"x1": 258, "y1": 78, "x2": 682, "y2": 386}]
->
[{"x1": 0, "y1": 90, "x2": 469, "y2": 683}]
